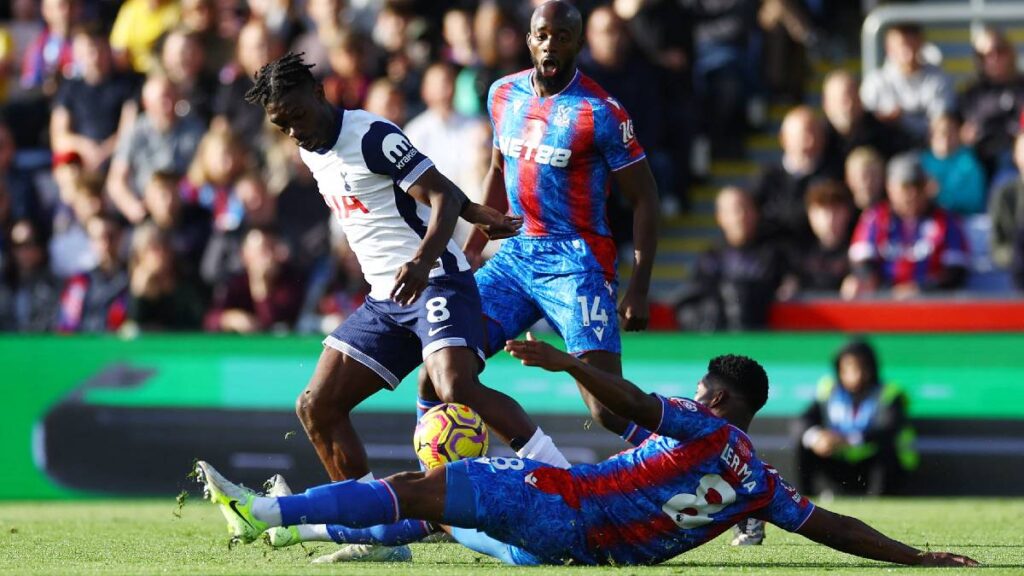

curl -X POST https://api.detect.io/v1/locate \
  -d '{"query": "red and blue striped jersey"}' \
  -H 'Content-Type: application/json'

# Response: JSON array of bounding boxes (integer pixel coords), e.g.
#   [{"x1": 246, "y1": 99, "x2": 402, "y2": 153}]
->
[
  {"x1": 849, "y1": 202, "x2": 969, "y2": 287},
  {"x1": 488, "y1": 69, "x2": 646, "y2": 243},
  {"x1": 526, "y1": 395, "x2": 814, "y2": 565}
]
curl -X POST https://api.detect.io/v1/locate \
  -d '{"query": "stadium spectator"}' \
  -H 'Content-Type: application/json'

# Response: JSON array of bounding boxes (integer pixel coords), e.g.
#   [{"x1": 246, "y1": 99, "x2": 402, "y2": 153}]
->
[
  {"x1": 404, "y1": 62, "x2": 485, "y2": 217},
  {"x1": 56, "y1": 215, "x2": 129, "y2": 332},
  {"x1": 107, "y1": 74, "x2": 205, "y2": 224},
  {"x1": 109, "y1": 0, "x2": 181, "y2": 74},
  {"x1": 0, "y1": 120, "x2": 42, "y2": 230},
  {"x1": 758, "y1": 0, "x2": 816, "y2": 104},
  {"x1": 920, "y1": 112, "x2": 986, "y2": 216},
  {"x1": 796, "y1": 338, "x2": 917, "y2": 496},
  {"x1": 788, "y1": 179, "x2": 854, "y2": 294},
  {"x1": 203, "y1": 227, "x2": 305, "y2": 333},
  {"x1": 363, "y1": 78, "x2": 406, "y2": 127},
  {"x1": 212, "y1": 20, "x2": 280, "y2": 145},
  {"x1": 158, "y1": 27, "x2": 217, "y2": 125},
  {"x1": 127, "y1": 222, "x2": 204, "y2": 330},
  {"x1": 141, "y1": 169, "x2": 211, "y2": 273},
  {"x1": 988, "y1": 132, "x2": 1024, "y2": 270},
  {"x1": 295, "y1": 233, "x2": 368, "y2": 335},
  {"x1": 292, "y1": 0, "x2": 348, "y2": 76},
  {"x1": 684, "y1": 0, "x2": 756, "y2": 159},
  {"x1": 958, "y1": 27, "x2": 1024, "y2": 178},
  {"x1": 322, "y1": 30, "x2": 372, "y2": 110},
  {"x1": 860, "y1": 24, "x2": 954, "y2": 144},
  {"x1": 48, "y1": 169, "x2": 102, "y2": 278},
  {"x1": 752, "y1": 106, "x2": 840, "y2": 245},
  {"x1": 821, "y1": 70, "x2": 910, "y2": 169},
  {"x1": 0, "y1": 219, "x2": 59, "y2": 331},
  {"x1": 0, "y1": 26, "x2": 15, "y2": 104},
  {"x1": 50, "y1": 25, "x2": 138, "y2": 173},
  {"x1": 20, "y1": 0, "x2": 74, "y2": 94},
  {"x1": 845, "y1": 152, "x2": 968, "y2": 300},
  {"x1": 845, "y1": 146, "x2": 886, "y2": 213},
  {"x1": 441, "y1": 8, "x2": 476, "y2": 69},
  {"x1": 579, "y1": 6, "x2": 682, "y2": 216},
  {"x1": 3, "y1": 0, "x2": 44, "y2": 101},
  {"x1": 180, "y1": 0, "x2": 232, "y2": 76},
  {"x1": 181, "y1": 122, "x2": 249, "y2": 233},
  {"x1": 453, "y1": 2, "x2": 528, "y2": 116},
  {"x1": 679, "y1": 187, "x2": 787, "y2": 331}
]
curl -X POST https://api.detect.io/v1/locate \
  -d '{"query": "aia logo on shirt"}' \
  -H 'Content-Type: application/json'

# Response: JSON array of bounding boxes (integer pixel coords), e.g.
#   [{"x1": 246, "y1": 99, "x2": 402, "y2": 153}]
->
[{"x1": 326, "y1": 194, "x2": 370, "y2": 219}]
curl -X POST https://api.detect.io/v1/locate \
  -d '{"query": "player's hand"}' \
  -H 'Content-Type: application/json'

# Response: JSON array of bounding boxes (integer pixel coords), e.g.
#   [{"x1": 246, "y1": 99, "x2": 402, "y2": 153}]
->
[
  {"x1": 463, "y1": 203, "x2": 523, "y2": 240},
  {"x1": 618, "y1": 289, "x2": 649, "y2": 332},
  {"x1": 505, "y1": 332, "x2": 575, "y2": 372},
  {"x1": 391, "y1": 258, "x2": 432, "y2": 306},
  {"x1": 916, "y1": 551, "x2": 980, "y2": 567}
]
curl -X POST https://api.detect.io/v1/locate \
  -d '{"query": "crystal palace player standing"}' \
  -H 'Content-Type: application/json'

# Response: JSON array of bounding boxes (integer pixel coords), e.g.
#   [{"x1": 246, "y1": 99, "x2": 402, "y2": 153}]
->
[
  {"x1": 419, "y1": 0, "x2": 659, "y2": 446},
  {"x1": 242, "y1": 53, "x2": 572, "y2": 491}
]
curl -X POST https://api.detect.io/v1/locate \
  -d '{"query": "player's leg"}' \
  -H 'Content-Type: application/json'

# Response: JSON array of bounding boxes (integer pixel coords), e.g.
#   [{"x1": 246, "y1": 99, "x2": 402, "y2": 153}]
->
[
  {"x1": 535, "y1": 239, "x2": 652, "y2": 446},
  {"x1": 297, "y1": 300, "x2": 423, "y2": 480},
  {"x1": 416, "y1": 270, "x2": 568, "y2": 467},
  {"x1": 296, "y1": 347, "x2": 388, "y2": 480}
]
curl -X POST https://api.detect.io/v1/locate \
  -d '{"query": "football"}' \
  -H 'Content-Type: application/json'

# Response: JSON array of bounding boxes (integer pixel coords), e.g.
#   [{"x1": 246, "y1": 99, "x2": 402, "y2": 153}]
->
[{"x1": 413, "y1": 403, "x2": 489, "y2": 469}]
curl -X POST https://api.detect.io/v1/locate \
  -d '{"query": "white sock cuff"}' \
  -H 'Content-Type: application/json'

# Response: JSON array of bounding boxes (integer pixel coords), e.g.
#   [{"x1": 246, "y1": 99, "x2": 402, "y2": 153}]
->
[
  {"x1": 515, "y1": 427, "x2": 571, "y2": 469},
  {"x1": 297, "y1": 524, "x2": 332, "y2": 542}
]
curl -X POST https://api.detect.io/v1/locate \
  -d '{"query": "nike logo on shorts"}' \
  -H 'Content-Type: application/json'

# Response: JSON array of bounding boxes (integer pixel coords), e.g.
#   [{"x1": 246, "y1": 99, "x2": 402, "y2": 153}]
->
[{"x1": 427, "y1": 325, "x2": 452, "y2": 336}]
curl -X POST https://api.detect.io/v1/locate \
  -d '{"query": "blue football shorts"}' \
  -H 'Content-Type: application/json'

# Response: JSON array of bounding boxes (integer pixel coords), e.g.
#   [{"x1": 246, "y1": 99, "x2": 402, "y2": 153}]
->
[{"x1": 475, "y1": 236, "x2": 621, "y2": 356}]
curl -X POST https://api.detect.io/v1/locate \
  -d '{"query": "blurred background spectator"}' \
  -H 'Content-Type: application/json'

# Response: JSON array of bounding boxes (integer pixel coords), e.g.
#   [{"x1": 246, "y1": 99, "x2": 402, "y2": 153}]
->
[
  {"x1": 795, "y1": 339, "x2": 917, "y2": 496},
  {"x1": 846, "y1": 153, "x2": 968, "y2": 300},
  {"x1": 920, "y1": 112, "x2": 986, "y2": 216},
  {"x1": 679, "y1": 186, "x2": 786, "y2": 331},
  {"x1": 860, "y1": 24, "x2": 954, "y2": 145},
  {"x1": 786, "y1": 178, "x2": 854, "y2": 295}
]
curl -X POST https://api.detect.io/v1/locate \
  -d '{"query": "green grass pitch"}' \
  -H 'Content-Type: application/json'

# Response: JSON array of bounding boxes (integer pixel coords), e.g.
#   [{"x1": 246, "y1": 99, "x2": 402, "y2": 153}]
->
[{"x1": 0, "y1": 498, "x2": 1021, "y2": 575}]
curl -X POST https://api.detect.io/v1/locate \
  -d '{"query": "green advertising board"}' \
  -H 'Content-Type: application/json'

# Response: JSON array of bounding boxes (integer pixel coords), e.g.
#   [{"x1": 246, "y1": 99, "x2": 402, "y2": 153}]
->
[{"x1": 2, "y1": 333, "x2": 1023, "y2": 499}]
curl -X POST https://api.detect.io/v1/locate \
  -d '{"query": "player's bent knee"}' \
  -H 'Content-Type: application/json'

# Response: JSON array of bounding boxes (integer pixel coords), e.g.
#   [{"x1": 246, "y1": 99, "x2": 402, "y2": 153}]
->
[{"x1": 296, "y1": 383, "x2": 351, "y2": 428}]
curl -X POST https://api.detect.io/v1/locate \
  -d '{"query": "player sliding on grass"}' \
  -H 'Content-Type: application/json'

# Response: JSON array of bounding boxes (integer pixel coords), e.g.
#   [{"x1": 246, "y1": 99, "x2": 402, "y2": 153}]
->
[{"x1": 196, "y1": 337, "x2": 978, "y2": 568}]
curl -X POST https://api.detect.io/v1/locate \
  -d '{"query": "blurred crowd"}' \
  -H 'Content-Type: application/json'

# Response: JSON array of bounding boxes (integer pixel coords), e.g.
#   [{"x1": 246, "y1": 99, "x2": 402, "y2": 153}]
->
[
  {"x1": 0, "y1": 0, "x2": 1021, "y2": 334},
  {"x1": 678, "y1": 21, "x2": 1024, "y2": 331}
]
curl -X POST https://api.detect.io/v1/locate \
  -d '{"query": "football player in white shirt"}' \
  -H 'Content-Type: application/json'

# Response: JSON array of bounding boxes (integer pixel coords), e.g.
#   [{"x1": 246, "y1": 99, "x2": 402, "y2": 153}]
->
[{"x1": 242, "y1": 53, "x2": 571, "y2": 545}]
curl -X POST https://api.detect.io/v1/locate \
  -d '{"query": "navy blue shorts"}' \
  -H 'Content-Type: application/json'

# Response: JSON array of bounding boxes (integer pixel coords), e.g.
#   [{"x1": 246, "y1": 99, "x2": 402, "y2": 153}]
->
[{"x1": 324, "y1": 271, "x2": 485, "y2": 389}]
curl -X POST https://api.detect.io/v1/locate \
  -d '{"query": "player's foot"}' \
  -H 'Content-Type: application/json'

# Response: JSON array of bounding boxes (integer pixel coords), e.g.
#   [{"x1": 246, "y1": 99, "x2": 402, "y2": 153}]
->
[
  {"x1": 311, "y1": 544, "x2": 413, "y2": 563},
  {"x1": 263, "y1": 474, "x2": 302, "y2": 548},
  {"x1": 195, "y1": 460, "x2": 269, "y2": 544},
  {"x1": 730, "y1": 518, "x2": 765, "y2": 546}
]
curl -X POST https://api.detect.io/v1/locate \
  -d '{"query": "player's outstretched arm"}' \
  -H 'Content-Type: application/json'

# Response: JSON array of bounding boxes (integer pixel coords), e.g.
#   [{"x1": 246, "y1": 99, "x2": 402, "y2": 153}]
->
[
  {"x1": 505, "y1": 333, "x2": 661, "y2": 431},
  {"x1": 395, "y1": 167, "x2": 472, "y2": 305},
  {"x1": 614, "y1": 159, "x2": 658, "y2": 331},
  {"x1": 796, "y1": 507, "x2": 979, "y2": 567},
  {"x1": 463, "y1": 148, "x2": 510, "y2": 264}
]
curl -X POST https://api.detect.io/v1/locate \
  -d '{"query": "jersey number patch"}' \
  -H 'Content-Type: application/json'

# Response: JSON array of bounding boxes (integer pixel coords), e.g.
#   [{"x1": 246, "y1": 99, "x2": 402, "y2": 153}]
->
[{"x1": 662, "y1": 474, "x2": 737, "y2": 529}]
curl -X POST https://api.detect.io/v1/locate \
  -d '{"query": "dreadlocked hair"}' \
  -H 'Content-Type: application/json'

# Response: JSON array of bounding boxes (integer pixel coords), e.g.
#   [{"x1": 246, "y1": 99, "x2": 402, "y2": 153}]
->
[{"x1": 244, "y1": 52, "x2": 316, "y2": 107}]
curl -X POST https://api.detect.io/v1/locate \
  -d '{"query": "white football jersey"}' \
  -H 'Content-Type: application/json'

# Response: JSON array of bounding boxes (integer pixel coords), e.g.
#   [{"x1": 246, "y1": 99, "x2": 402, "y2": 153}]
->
[{"x1": 300, "y1": 109, "x2": 470, "y2": 299}]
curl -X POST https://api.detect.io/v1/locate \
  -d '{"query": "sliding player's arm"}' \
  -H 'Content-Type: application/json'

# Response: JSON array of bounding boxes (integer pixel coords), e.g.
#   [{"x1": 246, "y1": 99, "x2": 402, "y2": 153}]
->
[
  {"x1": 463, "y1": 148, "x2": 510, "y2": 264},
  {"x1": 614, "y1": 158, "x2": 659, "y2": 331},
  {"x1": 796, "y1": 507, "x2": 979, "y2": 567},
  {"x1": 505, "y1": 333, "x2": 662, "y2": 431}
]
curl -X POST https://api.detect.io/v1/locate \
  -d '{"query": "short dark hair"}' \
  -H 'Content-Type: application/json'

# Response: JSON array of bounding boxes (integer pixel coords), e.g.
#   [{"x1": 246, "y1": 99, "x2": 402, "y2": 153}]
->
[
  {"x1": 244, "y1": 52, "x2": 316, "y2": 108},
  {"x1": 706, "y1": 354, "x2": 769, "y2": 412}
]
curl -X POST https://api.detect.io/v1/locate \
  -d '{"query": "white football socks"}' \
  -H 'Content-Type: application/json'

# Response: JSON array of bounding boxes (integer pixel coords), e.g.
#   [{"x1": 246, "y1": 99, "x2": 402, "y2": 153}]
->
[
  {"x1": 297, "y1": 524, "x2": 333, "y2": 542},
  {"x1": 252, "y1": 496, "x2": 282, "y2": 526},
  {"x1": 515, "y1": 427, "x2": 571, "y2": 469}
]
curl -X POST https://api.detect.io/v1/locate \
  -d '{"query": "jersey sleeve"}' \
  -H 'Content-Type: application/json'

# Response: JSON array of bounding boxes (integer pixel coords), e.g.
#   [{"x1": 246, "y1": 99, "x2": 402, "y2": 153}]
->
[
  {"x1": 593, "y1": 97, "x2": 646, "y2": 172},
  {"x1": 652, "y1": 394, "x2": 727, "y2": 442},
  {"x1": 754, "y1": 466, "x2": 815, "y2": 532},
  {"x1": 361, "y1": 120, "x2": 434, "y2": 192}
]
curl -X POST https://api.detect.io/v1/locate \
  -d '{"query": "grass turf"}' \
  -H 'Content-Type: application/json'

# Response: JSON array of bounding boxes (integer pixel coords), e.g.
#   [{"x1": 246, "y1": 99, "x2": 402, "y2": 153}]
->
[{"x1": 0, "y1": 498, "x2": 1021, "y2": 575}]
